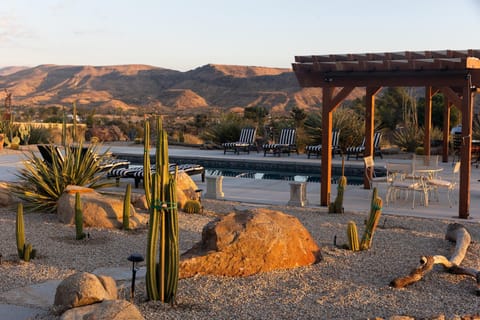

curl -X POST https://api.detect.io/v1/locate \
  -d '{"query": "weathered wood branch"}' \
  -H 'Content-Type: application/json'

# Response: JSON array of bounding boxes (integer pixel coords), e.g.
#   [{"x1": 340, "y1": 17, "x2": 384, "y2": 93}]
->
[{"x1": 390, "y1": 223, "x2": 480, "y2": 295}]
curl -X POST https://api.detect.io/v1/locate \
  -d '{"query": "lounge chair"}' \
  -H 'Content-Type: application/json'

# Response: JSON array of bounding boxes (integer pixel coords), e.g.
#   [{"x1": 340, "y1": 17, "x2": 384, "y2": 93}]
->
[
  {"x1": 108, "y1": 163, "x2": 205, "y2": 188},
  {"x1": 262, "y1": 128, "x2": 298, "y2": 157},
  {"x1": 305, "y1": 129, "x2": 341, "y2": 159},
  {"x1": 222, "y1": 127, "x2": 257, "y2": 154},
  {"x1": 37, "y1": 144, "x2": 130, "y2": 172},
  {"x1": 346, "y1": 132, "x2": 383, "y2": 160}
]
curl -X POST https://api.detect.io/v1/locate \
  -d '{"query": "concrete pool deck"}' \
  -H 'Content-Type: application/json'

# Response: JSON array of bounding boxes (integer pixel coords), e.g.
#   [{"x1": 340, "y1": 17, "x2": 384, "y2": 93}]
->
[{"x1": 1, "y1": 144, "x2": 480, "y2": 223}]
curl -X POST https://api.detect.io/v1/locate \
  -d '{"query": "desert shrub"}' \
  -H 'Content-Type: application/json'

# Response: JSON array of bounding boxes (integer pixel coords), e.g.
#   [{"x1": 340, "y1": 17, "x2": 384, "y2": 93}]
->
[
  {"x1": 28, "y1": 127, "x2": 52, "y2": 144},
  {"x1": 14, "y1": 143, "x2": 114, "y2": 212},
  {"x1": 392, "y1": 125, "x2": 424, "y2": 152},
  {"x1": 201, "y1": 113, "x2": 254, "y2": 144}
]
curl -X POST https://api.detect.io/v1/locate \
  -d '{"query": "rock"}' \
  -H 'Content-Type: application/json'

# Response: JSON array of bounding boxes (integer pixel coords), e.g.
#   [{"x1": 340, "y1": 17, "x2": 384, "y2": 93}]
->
[
  {"x1": 60, "y1": 299, "x2": 144, "y2": 320},
  {"x1": 57, "y1": 185, "x2": 147, "y2": 229},
  {"x1": 54, "y1": 272, "x2": 117, "y2": 313},
  {"x1": 180, "y1": 208, "x2": 322, "y2": 278},
  {"x1": 176, "y1": 171, "x2": 199, "y2": 209},
  {"x1": 0, "y1": 182, "x2": 15, "y2": 207}
]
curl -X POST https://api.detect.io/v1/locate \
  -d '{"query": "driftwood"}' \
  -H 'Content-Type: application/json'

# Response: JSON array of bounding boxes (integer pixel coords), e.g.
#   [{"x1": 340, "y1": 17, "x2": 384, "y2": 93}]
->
[{"x1": 390, "y1": 223, "x2": 480, "y2": 295}]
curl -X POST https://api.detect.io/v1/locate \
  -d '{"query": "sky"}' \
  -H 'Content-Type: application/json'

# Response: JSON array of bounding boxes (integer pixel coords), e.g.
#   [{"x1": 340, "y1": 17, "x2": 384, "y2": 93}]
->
[{"x1": 1, "y1": 0, "x2": 479, "y2": 72}]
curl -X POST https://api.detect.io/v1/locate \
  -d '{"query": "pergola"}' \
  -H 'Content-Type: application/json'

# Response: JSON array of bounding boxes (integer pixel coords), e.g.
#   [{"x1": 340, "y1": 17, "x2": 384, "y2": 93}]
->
[{"x1": 292, "y1": 49, "x2": 480, "y2": 219}]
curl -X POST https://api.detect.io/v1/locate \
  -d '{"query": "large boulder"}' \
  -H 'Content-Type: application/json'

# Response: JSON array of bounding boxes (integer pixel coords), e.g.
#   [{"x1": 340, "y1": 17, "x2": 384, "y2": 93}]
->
[
  {"x1": 60, "y1": 299, "x2": 144, "y2": 320},
  {"x1": 54, "y1": 272, "x2": 117, "y2": 313},
  {"x1": 0, "y1": 182, "x2": 15, "y2": 207},
  {"x1": 57, "y1": 185, "x2": 147, "y2": 229},
  {"x1": 180, "y1": 207, "x2": 322, "y2": 278}
]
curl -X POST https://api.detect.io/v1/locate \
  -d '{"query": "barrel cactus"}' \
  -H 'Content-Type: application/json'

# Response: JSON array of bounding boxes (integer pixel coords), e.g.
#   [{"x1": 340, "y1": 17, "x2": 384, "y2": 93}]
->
[{"x1": 183, "y1": 200, "x2": 202, "y2": 214}]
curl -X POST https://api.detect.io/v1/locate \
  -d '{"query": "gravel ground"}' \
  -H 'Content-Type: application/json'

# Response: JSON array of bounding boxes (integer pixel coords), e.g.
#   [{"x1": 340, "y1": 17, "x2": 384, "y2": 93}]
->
[{"x1": 0, "y1": 199, "x2": 479, "y2": 320}]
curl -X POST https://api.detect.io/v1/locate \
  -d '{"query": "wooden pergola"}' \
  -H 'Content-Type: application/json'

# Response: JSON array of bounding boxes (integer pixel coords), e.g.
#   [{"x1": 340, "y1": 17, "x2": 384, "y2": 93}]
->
[{"x1": 292, "y1": 49, "x2": 480, "y2": 219}]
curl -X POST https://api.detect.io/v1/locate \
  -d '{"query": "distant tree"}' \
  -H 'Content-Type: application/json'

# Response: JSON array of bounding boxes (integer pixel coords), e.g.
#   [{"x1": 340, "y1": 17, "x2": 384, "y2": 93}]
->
[
  {"x1": 290, "y1": 106, "x2": 307, "y2": 128},
  {"x1": 417, "y1": 93, "x2": 460, "y2": 129},
  {"x1": 244, "y1": 106, "x2": 268, "y2": 125},
  {"x1": 376, "y1": 87, "x2": 416, "y2": 130}
]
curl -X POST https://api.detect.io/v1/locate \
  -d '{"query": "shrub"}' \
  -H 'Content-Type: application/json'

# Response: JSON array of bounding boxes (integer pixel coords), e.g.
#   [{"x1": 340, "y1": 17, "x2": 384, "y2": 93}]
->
[{"x1": 14, "y1": 143, "x2": 114, "y2": 212}]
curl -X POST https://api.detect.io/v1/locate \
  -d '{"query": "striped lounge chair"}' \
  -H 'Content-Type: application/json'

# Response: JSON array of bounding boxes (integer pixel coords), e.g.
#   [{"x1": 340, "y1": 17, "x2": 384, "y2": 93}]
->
[
  {"x1": 305, "y1": 129, "x2": 341, "y2": 159},
  {"x1": 222, "y1": 127, "x2": 257, "y2": 154},
  {"x1": 346, "y1": 132, "x2": 383, "y2": 160},
  {"x1": 262, "y1": 128, "x2": 298, "y2": 157},
  {"x1": 108, "y1": 163, "x2": 205, "y2": 188}
]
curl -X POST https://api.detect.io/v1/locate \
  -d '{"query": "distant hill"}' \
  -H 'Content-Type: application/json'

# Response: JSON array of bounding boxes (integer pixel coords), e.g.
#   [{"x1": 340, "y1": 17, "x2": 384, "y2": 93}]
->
[{"x1": 0, "y1": 63, "x2": 363, "y2": 114}]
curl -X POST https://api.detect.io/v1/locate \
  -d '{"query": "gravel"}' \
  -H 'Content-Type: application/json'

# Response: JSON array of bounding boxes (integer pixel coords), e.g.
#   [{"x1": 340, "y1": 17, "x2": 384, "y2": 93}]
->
[{"x1": 0, "y1": 199, "x2": 479, "y2": 320}]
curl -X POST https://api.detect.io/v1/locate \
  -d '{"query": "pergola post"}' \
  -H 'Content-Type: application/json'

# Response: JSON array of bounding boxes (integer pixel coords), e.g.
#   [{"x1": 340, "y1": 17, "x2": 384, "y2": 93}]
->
[
  {"x1": 459, "y1": 82, "x2": 474, "y2": 219},
  {"x1": 424, "y1": 87, "x2": 433, "y2": 156},
  {"x1": 364, "y1": 86, "x2": 381, "y2": 189},
  {"x1": 320, "y1": 87, "x2": 333, "y2": 206},
  {"x1": 442, "y1": 99, "x2": 451, "y2": 163}
]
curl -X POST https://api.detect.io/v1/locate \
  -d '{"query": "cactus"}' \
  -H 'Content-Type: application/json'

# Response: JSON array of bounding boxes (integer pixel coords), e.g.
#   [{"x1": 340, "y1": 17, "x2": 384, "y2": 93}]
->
[
  {"x1": 183, "y1": 200, "x2": 202, "y2": 214},
  {"x1": 146, "y1": 116, "x2": 179, "y2": 303},
  {"x1": 123, "y1": 184, "x2": 132, "y2": 230},
  {"x1": 329, "y1": 175, "x2": 347, "y2": 213},
  {"x1": 18, "y1": 123, "x2": 31, "y2": 145},
  {"x1": 62, "y1": 106, "x2": 67, "y2": 147},
  {"x1": 72, "y1": 102, "x2": 78, "y2": 143},
  {"x1": 75, "y1": 192, "x2": 86, "y2": 240},
  {"x1": 143, "y1": 118, "x2": 151, "y2": 208},
  {"x1": 16, "y1": 203, "x2": 36, "y2": 261},
  {"x1": 360, "y1": 194, "x2": 383, "y2": 250},
  {"x1": 347, "y1": 221, "x2": 360, "y2": 252}
]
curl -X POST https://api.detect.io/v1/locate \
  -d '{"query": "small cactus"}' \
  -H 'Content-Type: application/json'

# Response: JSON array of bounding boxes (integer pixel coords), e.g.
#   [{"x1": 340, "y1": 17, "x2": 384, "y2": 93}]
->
[
  {"x1": 16, "y1": 203, "x2": 36, "y2": 261},
  {"x1": 329, "y1": 175, "x2": 347, "y2": 213},
  {"x1": 183, "y1": 200, "x2": 202, "y2": 214},
  {"x1": 123, "y1": 184, "x2": 131, "y2": 230},
  {"x1": 347, "y1": 221, "x2": 360, "y2": 252},
  {"x1": 75, "y1": 192, "x2": 86, "y2": 240},
  {"x1": 360, "y1": 195, "x2": 383, "y2": 250}
]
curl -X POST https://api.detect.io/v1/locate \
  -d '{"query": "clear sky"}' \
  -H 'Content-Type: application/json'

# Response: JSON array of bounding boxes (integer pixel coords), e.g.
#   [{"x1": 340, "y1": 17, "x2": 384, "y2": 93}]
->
[{"x1": 1, "y1": 0, "x2": 479, "y2": 72}]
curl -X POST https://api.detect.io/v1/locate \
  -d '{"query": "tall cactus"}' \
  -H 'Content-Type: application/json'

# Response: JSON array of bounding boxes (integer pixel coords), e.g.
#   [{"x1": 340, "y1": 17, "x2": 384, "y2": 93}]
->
[
  {"x1": 329, "y1": 157, "x2": 347, "y2": 213},
  {"x1": 347, "y1": 221, "x2": 360, "y2": 252},
  {"x1": 75, "y1": 192, "x2": 86, "y2": 240},
  {"x1": 360, "y1": 192, "x2": 383, "y2": 250},
  {"x1": 143, "y1": 118, "x2": 151, "y2": 208},
  {"x1": 123, "y1": 184, "x2": 131, "y2": 230},
  {"x1": 16, "y1": 203, "x2": 36, "y2": 261},
  {"x1": 146, "y1": 116, "x2": 179, "y2": 303}
]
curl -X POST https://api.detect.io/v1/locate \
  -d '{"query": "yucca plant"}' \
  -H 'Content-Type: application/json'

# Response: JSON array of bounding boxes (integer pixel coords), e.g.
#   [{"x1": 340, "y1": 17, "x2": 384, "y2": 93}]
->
[{"x1": 14, "y1": 143, "x2": 114, "y2": 212}]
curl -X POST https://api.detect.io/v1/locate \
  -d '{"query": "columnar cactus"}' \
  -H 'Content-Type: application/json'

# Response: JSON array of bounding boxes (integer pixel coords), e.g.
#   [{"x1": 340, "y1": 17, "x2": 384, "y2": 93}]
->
[
  {"x1": 329, "y1": 175, "x2": 347, "y2": 213},
  {"x1": 16, "y1": 203, "x2": 36, "y2": 261},
  {"x1": 347, "y1": 221, "x2": 360, "y2": 252},
  {"x1": 360, "y1": 192, "x2": 383, "y2": 250},
  {"x1": 75, "y1": 192, "x2": 86, "y2": 240},
  {"x1": 123, "y1": 184, "x2": 131, "y2": 230},
  {"x1": 143, "y1": 118, "x2": 151, "y2": 208},
  {"x1": 146, "y1": 116, "x2": 179, "y2": 303}
]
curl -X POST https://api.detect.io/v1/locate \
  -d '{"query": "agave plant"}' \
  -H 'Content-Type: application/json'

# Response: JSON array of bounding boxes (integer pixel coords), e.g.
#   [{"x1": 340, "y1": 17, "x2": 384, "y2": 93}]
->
[{"x1": 14, "y1": 143, "x2": 115, "y2": 212}]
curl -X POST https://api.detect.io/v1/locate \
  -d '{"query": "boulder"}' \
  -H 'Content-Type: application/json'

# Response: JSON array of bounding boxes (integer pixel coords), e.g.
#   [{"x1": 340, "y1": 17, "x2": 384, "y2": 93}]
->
[
  {"x1": 0, "y1": 182, "x2": 15, "y2": 207},
  {"x1": 54, "y1": 272, "x2": 117, "y2": 313},
  {"x1": 180, "y1": 207, "x2": 322, "y2": 278},
  {"x1": 60, "y1": 299, "x2": 144, "y2": 320},
  {"x1": 57, "y1": 185, "x2": 147, "y2": 229}
]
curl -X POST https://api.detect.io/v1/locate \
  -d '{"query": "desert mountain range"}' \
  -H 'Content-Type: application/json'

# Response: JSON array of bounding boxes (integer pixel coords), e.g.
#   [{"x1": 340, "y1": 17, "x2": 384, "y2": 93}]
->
[{"x1": 0, "y1": 64, "x2": 364, "y2": 115}]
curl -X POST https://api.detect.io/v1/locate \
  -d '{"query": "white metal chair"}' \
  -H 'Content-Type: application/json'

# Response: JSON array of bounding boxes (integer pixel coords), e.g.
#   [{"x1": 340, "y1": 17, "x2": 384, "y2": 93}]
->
[
  {"x1": 427, "y1": 161, "x2": 460, "y2": 207},
  {"x1": 363, "y1": 156, "x2": 391, "y2": 190},
  {"x1": 385, "y1": 161, "x2": 429, "y2": 209}
]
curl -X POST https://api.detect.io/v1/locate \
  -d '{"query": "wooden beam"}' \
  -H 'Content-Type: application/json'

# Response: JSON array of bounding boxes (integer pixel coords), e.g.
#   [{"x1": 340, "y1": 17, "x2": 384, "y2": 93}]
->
[
  {"x1": 424, "y1": 87, "x2": 433, "y2": 156},
  {"x1": 364, "y1": 87, "x2": 381, "y2": 189},
  {"x1": 328, "y1": 86, "x2": 355, "y2": 112},
  {"x1": 438, "y1": 86, "x2": 462, "y2": 107},
  {"x1": 458, "y1": 84, "x2": 474, "y2": 219},
  {"x1": 320, "y1": 87, "x2": 333, "y2": 207},
  {"x1": 442, "y1": 100, "x2": 451, "y2": 163}
]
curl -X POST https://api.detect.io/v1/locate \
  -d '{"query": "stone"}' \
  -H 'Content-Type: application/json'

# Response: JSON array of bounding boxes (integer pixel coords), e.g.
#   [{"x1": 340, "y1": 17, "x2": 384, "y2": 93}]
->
[
  {"x1": 57, "y1": 185, "x2": 147, "y2": 229},
  {"x1": 176, "y1": 171, "x2": 200, "y2": 209},
  {"x1": 54, "y1": 272, "x2": 117, "y2": 313},
  {"x1": 180, "y1": 208, "x2": 322, "y2": 278},
  {"x1": 60, "y1": 299, "x2": 144, "y2": 320},
  {"x1": 0, "y1": 182, "x2": 15, "y2": 207}
]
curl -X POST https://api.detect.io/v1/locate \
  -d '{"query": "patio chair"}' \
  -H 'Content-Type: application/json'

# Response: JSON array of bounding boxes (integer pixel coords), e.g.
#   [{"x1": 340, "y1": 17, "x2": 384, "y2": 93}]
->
[
  {"x1": 222, "y1": 127, "x2": 257, "y2": 154},
  {"x1": 305, "y1": 129, "x2": 341, "y2": 159},
  {"x1": 346, "y1": 132, "x2": 383, "y2": 160},
  {"x1": 427, "y1": 161, "x2": 460, "y2": 207},
  {"x1": 385, "y1": 161, "x2": 429, "y2": 209},
  {"x1": 363, "y1": 155, "x2": 391, "y2": 189},
  {"x1": 262, "y1": 128, "x2": 298, "y2": 157}
]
